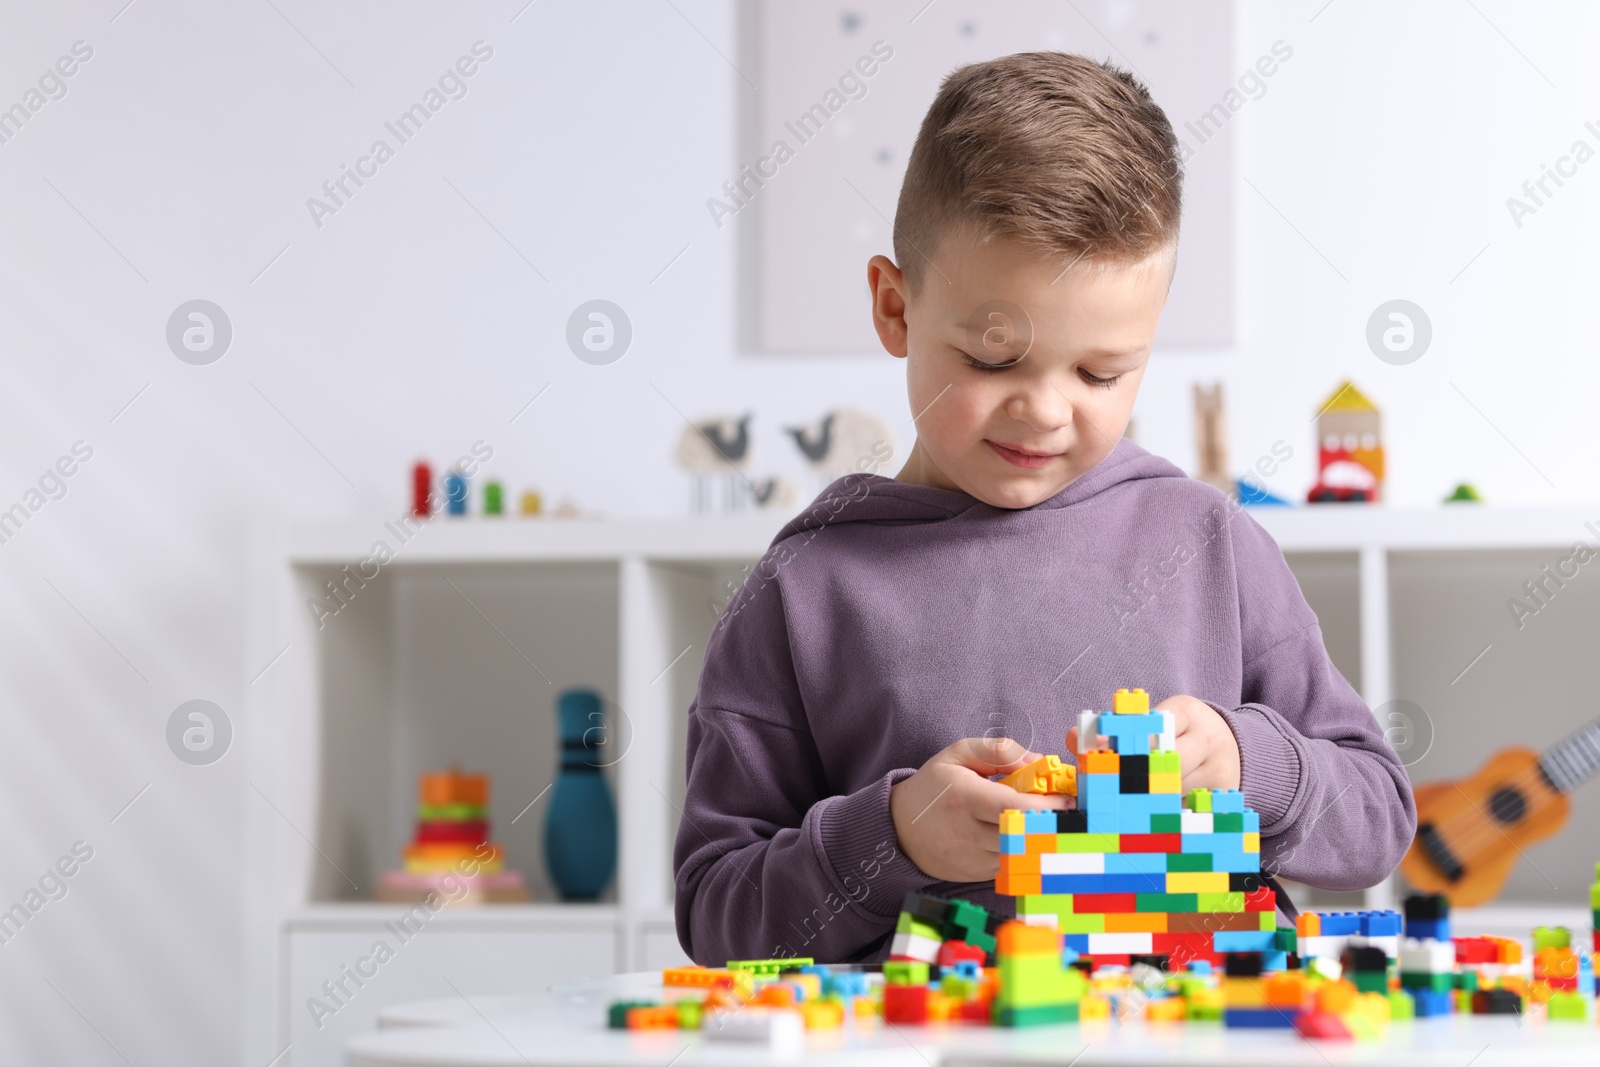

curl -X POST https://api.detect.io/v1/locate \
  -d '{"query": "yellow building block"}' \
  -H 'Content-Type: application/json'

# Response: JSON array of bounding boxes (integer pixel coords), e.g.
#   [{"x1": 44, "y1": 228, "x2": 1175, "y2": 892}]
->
[
  {"x1": 1223, "y1": 976, "x2": 1265, "y2": 1008},
  {"x1": 999, "y1": 809, "x2": 1025, "y2": 834},
  {"x1": 1243, "y1": 832, "x2": 1260, "y2": 853},
  {"x1": 999, "y1": 754, "x2": 1077, "y2": 796},
  {"x1": 1079, "y1": 994, "x2": 1112, "y2": 1020},
  {"x1": 1148, "y1": 773, "x2": 1181, "y2": 794},
  {"x1": 799, "y1": 1000, "x2": 844, "y2": 1029},
  {"x1": 1147, "y1": 996, "x2": 1187, "y2": 1022},
  {"x1": 1113, "y1": 688, "x2": 1150, "y2": 715},
  {"x1": 1166, "y1": 871, "x2": 1229, "y2": 894}
]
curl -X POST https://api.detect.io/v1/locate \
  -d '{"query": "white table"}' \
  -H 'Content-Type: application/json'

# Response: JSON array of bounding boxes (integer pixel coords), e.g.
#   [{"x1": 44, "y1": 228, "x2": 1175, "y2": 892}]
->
[{"x1": 346, "y1": 972, "x2": 1594, "y2": 1066}]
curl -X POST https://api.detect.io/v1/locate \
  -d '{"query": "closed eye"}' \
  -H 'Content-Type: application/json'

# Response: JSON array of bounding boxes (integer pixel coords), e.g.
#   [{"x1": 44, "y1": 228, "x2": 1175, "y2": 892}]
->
[
  {"x1": 961, "y1": 352, "x2": 1022, "y2": 371},
  {"x1": 1080, "y1": 368, "x2": 1122, "y2": 389}
]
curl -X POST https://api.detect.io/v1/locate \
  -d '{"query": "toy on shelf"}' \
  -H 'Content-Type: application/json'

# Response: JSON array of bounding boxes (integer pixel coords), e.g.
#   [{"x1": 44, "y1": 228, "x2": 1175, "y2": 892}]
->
[
  {"x1": 1236, "y1": 477, "x2": 1291, "y2": 507},
  {"x1": 676, "y1": 413, "x2": 753, "y2": 514},
  {"x1": 1308, "y1": 381, "x2": 1383, "y2": 503},
  {"x1": 1444, "y1": 483, "x2": 1482, "y2": 504},
  {"x1": 444, "y1": 469, "x2": 468, "y2": 516},
  {"x1": 544, "y1": 689, "x2": 617, "y2": 901},
  {"x1": 785, "y1": 409, "x2": 895, "y2": 488},
  {"x1": 375, "y1": 768, "x2": 529, "y2": 904},
  {"x1": 1400, "y1": 717, "x2": 1600, "y2": 905},
  {"x1": 1192, "y1": 383, "x2": 1230, "y2": 493},
  {"x1": 408, "y1": 461, "x2": 564, "y2": 520},
  {"x1": 411, "y1": 461, "x2": 432, "y2": 518}
]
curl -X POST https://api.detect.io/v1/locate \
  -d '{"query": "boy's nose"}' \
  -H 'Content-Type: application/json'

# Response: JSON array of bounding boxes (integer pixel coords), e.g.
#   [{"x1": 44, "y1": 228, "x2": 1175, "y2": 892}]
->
[{"x1": 1004, "y1": 384, "x2": 1071, "y2": 434}]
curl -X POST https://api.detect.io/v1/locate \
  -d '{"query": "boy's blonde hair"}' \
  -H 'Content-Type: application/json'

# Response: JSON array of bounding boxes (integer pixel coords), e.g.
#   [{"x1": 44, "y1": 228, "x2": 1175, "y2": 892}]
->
[{"x1": 893, "y1": 51, "x2": 1183, "y2": 293}]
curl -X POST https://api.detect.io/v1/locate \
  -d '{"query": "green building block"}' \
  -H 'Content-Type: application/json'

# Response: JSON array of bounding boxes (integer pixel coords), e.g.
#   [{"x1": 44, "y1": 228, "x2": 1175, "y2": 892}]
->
[
  {"x1": 997, "y1": 956, "x2": 1087, "y2": 1009},
  {"x1": 1266, "y1": 914, "x2": 1286, "y2": 934},
  {"x1": 1399, "y1": 971, "x2": 1453, "y2": 993},
  {"x1": 1532, "y1": 926, "x2": 1571, "y2": 951},
  {"x1": 1057, "y1": 833, "x2": 1120, "y2": 853},
  {"x1": 675, "y1": 999, "x2": 703, "y2": 1029},
  {"x1": 1387, "y1": 990, "x2": 1414, "y2": 1021},
  {"x1": 1056, "y1": 913, "x2": 1106, "y2": 934},
  {"x1": 1213, "y1": 813, "x2": 1245, "y2": 833},
  {"x1": 1352, "y1": 971, "x2": 1388, "y2": 995},
  {"x1": 726, "y1": 957, "x2": 812, "y2": 974},
  {"x1": 1196, "y1": 892, "x2": 1245, "y2": 912},
  {"x1": 1185, "y1": 788, "x2": 1212, "y2": 813},
  {"x1": 1136, "y1": 893, "x2": 1198, "y2": 912},
  {"x1": 1453, "y1": 970, "x2": 1478, "y2": 992},
  {"x1": 1548, "y1": 992, "x2": 1590, "y2": 1021},
  {"x1": 1150, "y1": 750, "x2": 1181, "y2": 774},
  {"x1": 884, "y1": 961, "x2": 929, "y2": 986},
  {"x1": 895, "y1": 912, "x2": 940, "y2": 940},
  {"x1": 1167, "y1": 852, "x2": 1212, "y2": 872},
  {"x1": 608, "y1": 1001, "x2": 655, "y2": 1028},
  {"x1": 1151, "y1": 814, "x2": 1182, "y2": 833},
  {"x1": 994, "y1": 1002, "x2": 1080, "y2": 1026}
]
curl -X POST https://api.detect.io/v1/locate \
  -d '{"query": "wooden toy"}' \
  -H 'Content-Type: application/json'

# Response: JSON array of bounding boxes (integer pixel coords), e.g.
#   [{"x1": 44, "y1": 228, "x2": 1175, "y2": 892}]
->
[
  {"x1": 411, "y1": 461, "x2": 432, "y2": 518},
  {"x1": 520, "y1": 489, "x2": 542, "y2": 516},
  {"x1": 1307, "y1": 381, "x2": 1383, "y2": 503},
  {"x1": 1192, "y1": 383, "x2": 1230, "y2": 492},
  {"x1": 375, "y1": 767, "x2": 528, "y2": 904},
  {"x1": 1401, "y1": 718, "x2": 1600, "y2": 905},
  {"x1": 444, "y1": 469, "x2": 468, "y2": 515},
  {"x1": 483, "y1": 481, "x2": 503, "y2": 515}
]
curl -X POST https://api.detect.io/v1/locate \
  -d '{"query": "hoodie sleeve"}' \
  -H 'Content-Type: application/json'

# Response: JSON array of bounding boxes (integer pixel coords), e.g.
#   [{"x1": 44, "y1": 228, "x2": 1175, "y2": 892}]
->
[
  {"x1": 1210, "y1": 508, "x2": 1417, "y2": 891},
  {"x1": 673, "y1": 547, "x2": 933, "y2": 965}
]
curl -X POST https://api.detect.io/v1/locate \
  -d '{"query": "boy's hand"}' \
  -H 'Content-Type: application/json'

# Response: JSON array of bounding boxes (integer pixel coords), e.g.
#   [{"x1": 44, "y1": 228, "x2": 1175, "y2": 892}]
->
[
  {"x1": 1065, "y1": 695, "x2": 1241, "y2": 793},
  {"x1": 889, "y1": 737, "x2": 1068, "y2": 884}
]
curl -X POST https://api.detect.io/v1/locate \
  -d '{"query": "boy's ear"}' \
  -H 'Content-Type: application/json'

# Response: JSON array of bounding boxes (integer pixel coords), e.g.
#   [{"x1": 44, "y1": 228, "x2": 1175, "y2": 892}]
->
[{"x1": 867, "y1": 255, "x2": 910, "y2": 359}]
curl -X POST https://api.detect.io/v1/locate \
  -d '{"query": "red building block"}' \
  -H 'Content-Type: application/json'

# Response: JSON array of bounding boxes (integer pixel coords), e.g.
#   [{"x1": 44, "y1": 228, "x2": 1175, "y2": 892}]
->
[
  {"x1": 1075, "y1": 893, "x2": 1138, "y2": 913},
  {"x1": 938, "y1": 940, "x2": 987, "y2": 968},
  {"x1": 1121, "y1": 834, "x2": 1182, "y2": 853},
  {"x1": 1294, "y1": 1011, "x2": 1352, "y2": 1039},
  {"x1": 884, "y1": 984, "x2": 930, "y2": 1024},
  {"x1": 1243, "y1": 887, "x2": 1277, "y2": 912}
]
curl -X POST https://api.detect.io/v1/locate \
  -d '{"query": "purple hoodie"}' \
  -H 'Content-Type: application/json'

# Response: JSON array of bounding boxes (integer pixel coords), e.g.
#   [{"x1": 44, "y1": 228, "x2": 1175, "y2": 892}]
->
[{"x1": 674, "y1": 440, "x2": 1416, "y2": 965}]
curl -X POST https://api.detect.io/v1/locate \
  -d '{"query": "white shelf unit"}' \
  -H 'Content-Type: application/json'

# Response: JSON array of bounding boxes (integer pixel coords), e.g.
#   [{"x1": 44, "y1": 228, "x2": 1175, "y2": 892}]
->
[{"x1": 244, "y1": 507, "x2": 1600, "y2": 1066}]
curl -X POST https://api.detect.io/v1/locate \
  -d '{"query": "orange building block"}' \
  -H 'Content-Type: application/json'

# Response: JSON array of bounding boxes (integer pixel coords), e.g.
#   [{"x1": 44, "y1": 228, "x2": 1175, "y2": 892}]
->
[
  {"x1": 420, "y1": 769, "x2": 488, "y2": 807},
  {"x1": 996, "y1": 920, "x2": 1059, "y2": 956},
  {"x1": 1081, "y1": 750, "x2": 1120, "y2": 775},
  {"x1": 625, "y1": 1006, "x2": 680, "y2": 1029},
  {"x1": 999, "y1": 755, "x2": 1078, "y2": 796},
  {"x1": 1105, "y1": 912, "x2": 1167, "y2": 934},
  {"x1": 999, "y1": 854, "x2": 1041, "y2": 876},
  {"x1": 995, "y1": 871, "x2": 1042, "y2": 896},
  {"x1": 1263, "y1": 971, "x2": 1309, "y2": 1008}
]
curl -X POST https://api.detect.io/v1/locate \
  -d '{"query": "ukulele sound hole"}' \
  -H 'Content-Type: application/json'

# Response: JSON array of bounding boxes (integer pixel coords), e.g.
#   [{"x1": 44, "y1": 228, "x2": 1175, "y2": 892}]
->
[{"x1": 1488, "y1": 787, "x2": 1527, "y2": 824}]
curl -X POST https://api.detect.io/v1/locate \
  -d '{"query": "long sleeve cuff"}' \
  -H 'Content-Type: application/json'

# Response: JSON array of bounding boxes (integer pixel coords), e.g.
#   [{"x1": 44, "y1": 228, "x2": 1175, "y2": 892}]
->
[
  {"x1": 812, "y1": 767, "x2": 931, "y2": 918},
  {"x1": 1212, "y1": 702, "x2": 1303, "y2": 831}
]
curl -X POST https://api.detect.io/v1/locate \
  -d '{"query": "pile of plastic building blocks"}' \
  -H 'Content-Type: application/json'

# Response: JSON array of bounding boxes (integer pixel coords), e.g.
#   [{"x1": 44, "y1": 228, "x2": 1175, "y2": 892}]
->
[{"x1": 608, "y1": 691, "x2": 1598, "y2": 1043}]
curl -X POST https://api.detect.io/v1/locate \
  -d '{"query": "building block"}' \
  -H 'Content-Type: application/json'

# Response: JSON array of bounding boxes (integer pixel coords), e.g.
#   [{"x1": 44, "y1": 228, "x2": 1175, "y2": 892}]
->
[
  {"x1": 1547, "y1": 991, "x2": 1589, "y2": 1021},
  {"x1": 1023, "y1": 810, "x2": 1058, "y2": 835},
  {"x1": 1113, "y1": 687, "x2": 1150, "y2": 714},
  {"x1": 1295, "y1": 1010, "x2": 1352, "y2": 1039},
  {"x1": 1210, "y1": 790, "x2": 1245, "y2": 814},
  {"x1": 1166, "y1": 871, "x2": 1229, "y2": 894},
  {"x1": 1080, "y1": 750, "x2": 1120, "y2": 775},
  {"x1": 999, "y1": 810, "x2": 1025, "y2": 835},
  {"x1": 1224, "y1": 1006, "x2": 1297, "y2": 1028},
  {"x1": 1185, "y1": 788, "x2": 1212, "y2": 813},
  {"x1": 999, "y1": 754, "x2": 1077, "y2": 796},
  {"x1": 1149, "y1": 773, "x2": 1182, "y2": 794}
]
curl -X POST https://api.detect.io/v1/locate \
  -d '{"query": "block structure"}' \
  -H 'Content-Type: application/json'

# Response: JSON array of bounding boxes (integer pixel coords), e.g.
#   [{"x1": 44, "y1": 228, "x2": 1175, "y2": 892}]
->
[{"x1": 997, "y1": 689, "x2": 1277, "y2": 971}]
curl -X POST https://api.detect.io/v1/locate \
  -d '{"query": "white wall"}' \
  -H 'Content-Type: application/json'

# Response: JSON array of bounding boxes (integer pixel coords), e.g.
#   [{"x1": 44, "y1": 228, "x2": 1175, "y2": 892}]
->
[{"x1": 0, "y1": 1, "x2": 1595, "y2": 1063}]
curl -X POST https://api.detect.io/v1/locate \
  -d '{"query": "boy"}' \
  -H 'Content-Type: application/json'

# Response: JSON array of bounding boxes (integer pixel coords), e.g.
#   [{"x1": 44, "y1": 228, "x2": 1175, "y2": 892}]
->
[{"x1": 674, "y1": 53, "x2": 1415, "y2": 964}]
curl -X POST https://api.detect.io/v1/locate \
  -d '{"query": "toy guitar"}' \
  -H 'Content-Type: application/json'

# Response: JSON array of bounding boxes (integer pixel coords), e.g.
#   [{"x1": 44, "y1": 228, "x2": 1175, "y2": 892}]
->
[{"x1": 1400, "y1": 717, "x2": 1600, "y2": 906}]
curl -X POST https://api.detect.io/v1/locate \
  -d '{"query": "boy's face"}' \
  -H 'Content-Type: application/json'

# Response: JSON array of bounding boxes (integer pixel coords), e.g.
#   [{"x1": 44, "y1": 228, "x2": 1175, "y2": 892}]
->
[{"x1": 869, "y1": 228, "x2": 1172, "y2": 510}]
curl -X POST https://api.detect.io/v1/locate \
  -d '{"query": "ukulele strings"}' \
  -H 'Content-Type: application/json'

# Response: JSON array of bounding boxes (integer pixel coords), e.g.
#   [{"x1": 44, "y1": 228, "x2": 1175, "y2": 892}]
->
[{"x1": 1417, "y1": 762, "x2": 1566, "y2": 853}]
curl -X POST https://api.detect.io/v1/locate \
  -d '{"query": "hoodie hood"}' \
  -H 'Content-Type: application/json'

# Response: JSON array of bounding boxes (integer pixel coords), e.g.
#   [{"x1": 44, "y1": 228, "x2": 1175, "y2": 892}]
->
[{"x1": 768, "y1": 438, "x2": 1192, "y2": 547}]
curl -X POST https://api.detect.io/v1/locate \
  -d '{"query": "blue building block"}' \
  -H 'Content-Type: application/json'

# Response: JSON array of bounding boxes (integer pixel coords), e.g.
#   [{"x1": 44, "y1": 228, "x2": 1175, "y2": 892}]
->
[
  {"x1": 1087, "y1": 812, "x2": 1121, "y2": 835},
  {"x1": 1211, "y1": 849, "x2": 1260, "y2": 874},
  {"x1": 828, "y1": 972, "x2": 868, "y2": 998},
  {"x1": 1211, "y1": 789, "x2": 1245, "y2": 814},
  {"x1": 1024, "y1": 810, "x2": 1058, "y2": 834},
  {"x1": 1041, "y1": 873, "x2": 1163, "y2": 895},
  {"x1": 1260, "y1": 950, "x2": 1289, "y2": 972},
  {"x1": 1580, "y1": 954, "x2": 1594, "y2": 997},
  {"x1": 1212, "y1": 930, "x2": 1277, "y2": 952},
  {"x1": 1224, "y1": 1007, "x2": 1297, "y2": 1028},
  {"x1": 1320, "y1": 912, "x2": 1360, "y2": 936},
  {"x1": 1241, "y1": 811, "x2": 1260, "y2": 832},
  {"x1": 1098, "y1": 713, "x2": 1167, "y2": 756},
  {"x1": 1408, "y1": 989, "x2": 1453, "y2": 1017},
  {"x1": 1000, "y1": 833, "x2": 1025, "y2": 855},
  {"x1": 1186, "y1": 960, "x2": 1213, "y2": 975},
  {"x1": 1114, "y1": 812, "x2": 1155, "y2": 833},
  {"x1": 1064, "y1": 934, "x2": 1091, "y2": 954},
  {"x1": 1360, "y1": 910, "x2": 1403, "y2": 937},
  {"x1": 1180, "y1": 834, "x2": 1217, "y2": 854},
  {"x1": 1118, "y1": 793, "x2": 1183, "y2": 816},
  {"x1": 1105, "y1": 853, "x2": 1167, "y2": 874},
  {"x1": 1405, "y1": 917, "x2": 1451, "y2": 942}
]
